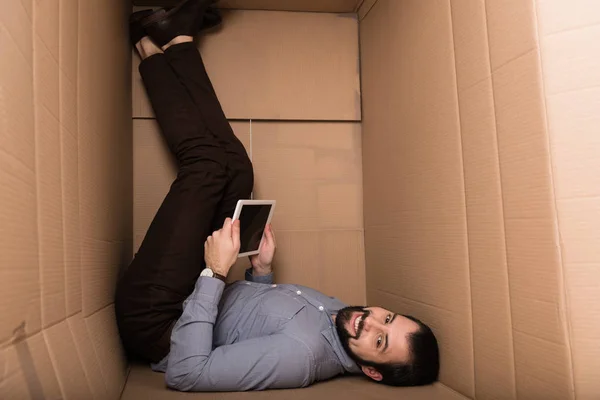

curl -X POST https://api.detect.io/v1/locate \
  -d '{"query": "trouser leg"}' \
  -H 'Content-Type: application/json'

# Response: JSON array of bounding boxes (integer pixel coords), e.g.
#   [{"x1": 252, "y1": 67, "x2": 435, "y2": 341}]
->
[
  {"x1": 115, "y1": 53, "x2": 229, "y2": 362},
  {"x1": 164, "y1": 42, "x2": 254, "y2": 231}
]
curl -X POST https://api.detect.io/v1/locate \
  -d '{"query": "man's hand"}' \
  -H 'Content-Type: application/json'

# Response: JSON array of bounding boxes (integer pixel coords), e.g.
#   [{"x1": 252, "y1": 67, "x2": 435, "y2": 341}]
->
[
  {"x1": 250, "y1": 224, "x2": 276, "y2": 276},
  {"x1": 204, "y1": 218, "x2": 241, "y2": 277}
]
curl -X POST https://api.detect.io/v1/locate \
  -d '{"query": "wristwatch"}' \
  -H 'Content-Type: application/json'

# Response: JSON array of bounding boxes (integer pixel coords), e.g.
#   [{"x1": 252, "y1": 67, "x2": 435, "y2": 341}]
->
[{"x1": 200, "y1": 267, "x2": 227, "y2": 283}]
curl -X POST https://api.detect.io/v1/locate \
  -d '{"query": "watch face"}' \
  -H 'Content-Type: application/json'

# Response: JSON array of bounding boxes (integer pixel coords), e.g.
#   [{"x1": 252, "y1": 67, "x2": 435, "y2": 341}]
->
[{"x1": 201, "y1": 268, "x2": 214, "y2": 277}]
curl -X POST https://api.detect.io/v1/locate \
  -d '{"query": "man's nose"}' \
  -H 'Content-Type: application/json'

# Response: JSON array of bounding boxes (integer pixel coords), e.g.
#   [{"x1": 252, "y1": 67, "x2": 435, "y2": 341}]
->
[{"x1": 363, "y1": 315, "x2": 382, "y2": 332}]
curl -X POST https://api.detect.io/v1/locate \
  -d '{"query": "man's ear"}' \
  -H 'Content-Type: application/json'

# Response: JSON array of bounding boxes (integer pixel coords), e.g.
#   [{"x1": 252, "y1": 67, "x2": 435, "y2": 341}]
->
[{"x1": 361, "y1": 365, "x2": 383, "y2": 382}]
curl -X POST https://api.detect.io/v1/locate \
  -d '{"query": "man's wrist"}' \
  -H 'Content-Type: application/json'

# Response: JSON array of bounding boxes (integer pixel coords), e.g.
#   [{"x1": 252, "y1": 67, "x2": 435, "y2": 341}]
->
[
  {"x1": 202, "y1": 265, "x2": 229, "y2": 282},
  {"x1": 249, "y1": 258, "x2": 272, "y2": 275},
  {"x1": 250, "y1": 261, "x2": 272, "y2": 276}
]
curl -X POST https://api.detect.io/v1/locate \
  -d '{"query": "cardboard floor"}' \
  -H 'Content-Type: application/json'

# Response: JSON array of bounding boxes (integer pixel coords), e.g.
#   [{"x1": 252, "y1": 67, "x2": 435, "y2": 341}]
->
[{"x1": 122, "y1": 364, "x2": 468, "y2": 400}]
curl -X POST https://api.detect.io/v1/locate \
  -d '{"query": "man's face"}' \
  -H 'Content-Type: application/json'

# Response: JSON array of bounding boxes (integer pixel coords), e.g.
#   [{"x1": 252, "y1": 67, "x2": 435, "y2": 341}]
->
[{"x1": 335, "y1": 306, "x2": 420, "y2": 369}]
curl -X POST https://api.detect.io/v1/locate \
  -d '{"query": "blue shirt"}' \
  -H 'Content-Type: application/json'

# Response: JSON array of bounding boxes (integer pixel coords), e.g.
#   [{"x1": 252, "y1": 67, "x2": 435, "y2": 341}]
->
[{"x1": 151, "y1": 269, "x2": 361, "y2": 391}]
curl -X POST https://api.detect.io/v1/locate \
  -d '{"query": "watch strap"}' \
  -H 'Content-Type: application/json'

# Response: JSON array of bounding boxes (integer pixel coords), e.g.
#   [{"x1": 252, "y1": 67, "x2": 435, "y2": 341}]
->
[
  {"x1": 212, "y1": 271, "x2": 227, "y2": 283},
  {"x1": 204, "y1": 267, "x2": 227, "y2": 283}
]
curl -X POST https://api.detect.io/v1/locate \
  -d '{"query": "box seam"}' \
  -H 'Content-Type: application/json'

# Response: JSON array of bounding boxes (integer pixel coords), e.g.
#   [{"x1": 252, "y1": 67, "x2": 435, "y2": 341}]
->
[
  {"x1": 483, "y1": 0, "x2": 519, "y2": 398},
  {"x1": 532, "y1": 2, "x2": 577, "y2": 398},
  {"x1": 32, "y1": 0, "x2": 45, "y2": 336},
  {"x1": 358, "y1": 0, "x2": 378, "y2": 21},
  {"x1": 354, "y1": 0, "x2": 366, "y2": 13},
  {"x1": 42, "y1": 329, "x2": 67, "y2": 397},
  {"x1": 447, "y1": 2, "x2": 476, "y2": 396},
  {"x1": 66, "y1": 315, "x2": 98, "y2": 398}
]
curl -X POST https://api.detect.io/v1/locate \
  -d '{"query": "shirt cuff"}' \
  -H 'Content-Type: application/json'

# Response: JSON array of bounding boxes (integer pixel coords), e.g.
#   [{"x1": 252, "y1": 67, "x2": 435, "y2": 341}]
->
[
  {"x1": 191, "y1": 276, "x2": 226, "y2": 302},
  {"x1": 245, "y1": 268, "x2": 274, "y2": 284}
]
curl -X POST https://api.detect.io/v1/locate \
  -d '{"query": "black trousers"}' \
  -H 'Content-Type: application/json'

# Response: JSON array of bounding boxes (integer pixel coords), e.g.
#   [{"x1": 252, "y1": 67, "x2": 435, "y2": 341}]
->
[{"x1": 115, "y1": 42, "x2": 253, "y2": 363}]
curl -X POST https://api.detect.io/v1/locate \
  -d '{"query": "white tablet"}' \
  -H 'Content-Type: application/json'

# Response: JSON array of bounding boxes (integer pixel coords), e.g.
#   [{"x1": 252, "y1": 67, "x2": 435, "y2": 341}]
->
[{"x1": 232, "y1": 200, "x2": 276, "y2": 257}]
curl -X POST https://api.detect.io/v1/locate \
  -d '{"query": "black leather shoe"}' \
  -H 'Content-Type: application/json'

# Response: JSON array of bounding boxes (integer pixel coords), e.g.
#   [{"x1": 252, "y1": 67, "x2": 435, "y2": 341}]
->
[
  {"x1": 130, "y1": 9, "x2": 154, "y2": 46},
  {"x1": 202, "y1": 6, "x2": 222, "y2": 32},
  {"x1": 143, "y1": 0, "x2": 217, "y2": 47}
]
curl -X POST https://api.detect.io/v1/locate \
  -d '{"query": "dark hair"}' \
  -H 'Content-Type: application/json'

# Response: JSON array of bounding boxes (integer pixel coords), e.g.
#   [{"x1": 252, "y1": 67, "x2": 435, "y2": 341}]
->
[{"x1": 362, "y1": 315, "x2": 440, "y2": 386}]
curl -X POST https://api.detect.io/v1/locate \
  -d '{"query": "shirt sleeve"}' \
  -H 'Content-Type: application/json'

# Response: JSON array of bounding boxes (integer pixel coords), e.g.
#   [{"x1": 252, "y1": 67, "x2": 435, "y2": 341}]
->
[
  {"x1": 166, "y1": 277, "x2": 313, "y2": 392},
  {"x1": 244, "y1": 267, "x2": 274, "y2": 284}
]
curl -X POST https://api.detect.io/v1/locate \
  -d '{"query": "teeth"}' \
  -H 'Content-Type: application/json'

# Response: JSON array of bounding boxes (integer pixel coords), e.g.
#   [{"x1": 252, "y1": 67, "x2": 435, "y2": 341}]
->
[{"x1": 354, "y1": 316, "x2": 361, "y2": 333}]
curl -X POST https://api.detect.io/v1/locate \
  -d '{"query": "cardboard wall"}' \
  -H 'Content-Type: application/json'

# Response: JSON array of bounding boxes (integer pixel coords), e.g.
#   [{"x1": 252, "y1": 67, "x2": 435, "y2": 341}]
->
[
  {"x1": 129, "y1": 9, "x2": 466, "y2": 399},
  {"x1": 3, "y1": 0, "x2": 598, "y2": 399},
  {"x1": 0, "y1": 0, "x2": 132, "y2": 398},
  {"x1": 133, "y1": 0, "x2": 363, "y2": 13},
  {"x1": 536, "y1": 1, "x2": 600, "y2": 398},
  {"x1": 132, "y1": 10, "x2": 366, "y2": 307},
  {"x1": 361, "y1": 0, "x2": 600, "y2": 399},
  {"x1": 133, "y1": 10, "x2": 361, "y2": 121}
]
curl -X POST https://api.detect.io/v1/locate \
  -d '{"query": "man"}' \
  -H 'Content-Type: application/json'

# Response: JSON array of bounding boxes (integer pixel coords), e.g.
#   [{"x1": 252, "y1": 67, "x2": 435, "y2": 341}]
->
[{"x1": 115, "y1": 0, "x2": 440, "y2": 392}]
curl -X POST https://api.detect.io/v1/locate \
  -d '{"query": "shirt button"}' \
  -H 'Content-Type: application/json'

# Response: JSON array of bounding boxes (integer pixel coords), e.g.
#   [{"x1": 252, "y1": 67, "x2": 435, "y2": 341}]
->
[
  {"x1": 272, "y1": 284, "x2": 277, "y2": 288},
  {"x1": 296, "y1": 290, "x2": 302, "y2": 295},
  {"x1": 318, "y1": 306, "x2": 324, "y2": 311}
]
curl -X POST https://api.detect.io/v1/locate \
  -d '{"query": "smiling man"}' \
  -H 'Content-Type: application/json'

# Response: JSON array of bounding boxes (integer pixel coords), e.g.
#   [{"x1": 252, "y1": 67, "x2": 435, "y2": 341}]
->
[
  {"x1": 334, "y1": 307, "x2": 439, "y2": 386},
  {"x1": 115, "y1": 0, "x2": 440, "y2": 392}
]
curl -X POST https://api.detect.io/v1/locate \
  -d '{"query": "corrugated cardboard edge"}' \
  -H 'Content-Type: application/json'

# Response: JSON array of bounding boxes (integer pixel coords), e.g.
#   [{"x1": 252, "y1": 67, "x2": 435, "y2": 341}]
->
[
  {"x1": 357, "y1": 0, "x2": 378, "y2": 20},
  {"x1": 533, "y1": 0, "x2": 593, "y2": 397},
  {"x1": 134, "y1": 0, "x2": 361, "y2": 13}
]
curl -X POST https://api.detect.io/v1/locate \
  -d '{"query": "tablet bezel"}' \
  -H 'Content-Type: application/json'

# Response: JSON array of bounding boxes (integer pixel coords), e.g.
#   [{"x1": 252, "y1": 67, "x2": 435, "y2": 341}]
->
[{"x1": 232, "y1": 199, "x2": 276, "y2": 257}]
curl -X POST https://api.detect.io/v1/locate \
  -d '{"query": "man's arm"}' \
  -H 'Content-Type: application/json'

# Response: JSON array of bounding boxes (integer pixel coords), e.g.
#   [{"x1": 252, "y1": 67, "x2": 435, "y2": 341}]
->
[{"x1": 166, "y1": 276, "x2": 313, "y2": 391}]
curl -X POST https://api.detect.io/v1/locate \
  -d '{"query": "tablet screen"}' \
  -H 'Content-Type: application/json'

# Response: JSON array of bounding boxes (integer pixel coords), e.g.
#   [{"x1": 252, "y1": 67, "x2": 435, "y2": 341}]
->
[{"x1": 238, "y1": 204, "x2": 273, "y2": 253}]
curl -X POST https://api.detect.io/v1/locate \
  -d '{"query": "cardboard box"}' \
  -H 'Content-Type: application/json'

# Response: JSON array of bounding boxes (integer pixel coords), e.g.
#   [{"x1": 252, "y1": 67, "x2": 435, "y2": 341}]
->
[{"x1": 2, "y1": 0, "x2": 599, "y2": 399}]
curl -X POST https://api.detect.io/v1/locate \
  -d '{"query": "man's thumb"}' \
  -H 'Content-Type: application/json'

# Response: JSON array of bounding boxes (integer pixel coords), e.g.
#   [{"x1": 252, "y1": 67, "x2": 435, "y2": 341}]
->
[{"x1": 232, "y1": 220, "x2": 241, "y2": 247}]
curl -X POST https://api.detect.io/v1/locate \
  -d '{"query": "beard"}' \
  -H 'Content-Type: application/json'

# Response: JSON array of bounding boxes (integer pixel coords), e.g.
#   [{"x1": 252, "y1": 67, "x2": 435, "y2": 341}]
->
[{"x1": 335, "y1": 306, "x2": 371, "y2": 365}]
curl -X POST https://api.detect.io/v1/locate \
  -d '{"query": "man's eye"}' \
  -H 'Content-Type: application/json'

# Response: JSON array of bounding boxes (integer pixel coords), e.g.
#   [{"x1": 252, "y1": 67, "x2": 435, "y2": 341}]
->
[
  {"x1": 385, "y1": 314, "x2": 392, "y2": 324},
  {"x1": 377, "y1": 336, "x2": 382, "y2": 347}
]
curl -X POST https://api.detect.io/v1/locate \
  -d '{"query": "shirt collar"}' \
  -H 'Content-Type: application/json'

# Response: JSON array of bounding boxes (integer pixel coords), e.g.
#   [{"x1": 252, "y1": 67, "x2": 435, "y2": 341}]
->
[{"x1": 321, "y1": 316, "x2": 362, "y2": 374}]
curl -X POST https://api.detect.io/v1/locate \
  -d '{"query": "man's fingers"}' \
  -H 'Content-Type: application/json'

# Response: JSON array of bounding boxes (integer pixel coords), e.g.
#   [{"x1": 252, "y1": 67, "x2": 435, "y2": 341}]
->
[
  {"x1": 266, "y1": 224, "x2": 276, "y2": 247},
  {"x1": 223, "y1": 217, "x2": 232, "y2": 229}
]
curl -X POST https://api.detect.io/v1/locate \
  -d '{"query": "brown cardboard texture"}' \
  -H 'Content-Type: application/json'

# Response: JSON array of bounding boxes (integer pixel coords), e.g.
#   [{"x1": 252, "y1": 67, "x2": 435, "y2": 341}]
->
[
  {"x1": 1, "y1": 0, "x2": 132, "y2": 398},
  {"x1": 361, "y1": 0, "x2": 598, "y2": 399},
  {"x1": 3, "y1": 0, "x2": 600, "y2": 399},
  {"x1": 133, "y1": 10, "x2": 360, "y2": 121},
  {"x1": 133, "y1": 0, "x2": 363, "y2": 13}
]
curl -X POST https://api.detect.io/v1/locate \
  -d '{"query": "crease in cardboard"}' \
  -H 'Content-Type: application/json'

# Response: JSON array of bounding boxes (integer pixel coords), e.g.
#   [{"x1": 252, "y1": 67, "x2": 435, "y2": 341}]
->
[
  {"x1": 453, "y1": 0, "x2": 517, "y2": 397},
  {"x1": 485, "y1": 0, "x2": 574, "y2": 397},
  {"x1": 373, "y1": 288, "x2": 457, "y2": 315},
  {"x1": 456, "y1": 74, "x2": 492, "y2": 95},
  {"x1": 358, "y1": 0, "x2": 378, "y2": 21},
  {"x1": 11, "y1": 324, "x2": 44, "y2": 400},
  {"x1": 67, "y1": 314, "x2": 109, "y2": 399},
  {"x1": 483, "y1": 2, "x2": 519, "y2": 398},
  {"x1": 0, "y1": 148, "x2": 35, "y2": 175},
  {"x1": 447, "y1": 4, "x2": 477, "y2": 397},
  {"x1": 542, "y1": 20, "x2": 600, "y2": 39},
  {"x1": 492, "y1": 47, "x2": 539, "y2": 74},
  {"x1": 336, "y1": 13, "x2": 359, "y2": 20},
  {"x1": 354, "y1": 0, "x2": 366, "y2": 13},
  {"x1": 533, "y1": 1, "x2": 577, "y2": 395},
  {"x1": 513, "y1": 326, "x2": 568, "y2": 347}
]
